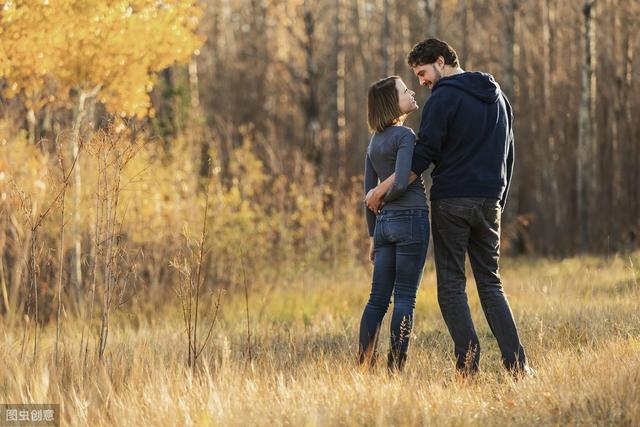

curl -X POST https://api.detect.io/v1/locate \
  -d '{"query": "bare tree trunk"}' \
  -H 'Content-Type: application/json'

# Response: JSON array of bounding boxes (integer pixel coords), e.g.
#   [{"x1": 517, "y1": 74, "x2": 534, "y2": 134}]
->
[
  {"x1": 42, "y1": 105, "x2": 52, "y2": 142},
  {"x1": 302, "y1": 0, "x2": 322, "y2": 171},
  {"x1": 55, "y1": 151, "x2": 67, "y2": 363},
  {"x1": 502, "y1": 0, "x2": 521, "y2": 240},
  {"x1": 624, "y1": 15, "x2": 637, "y2": 234},
  {"x1": 29, "y1": 229, "x2": 38, "y2": 361},
  {"x1": 0, "y1": 254, "x2": 8, "y2": 317},
  {"x1": 541, "y1": 0, "x2": 561, "y2": 251},
  {"x1": 457, "y1": 0, "x2": 469, "y2": 67},
  {"x1": 355, "y1": 0, "x2": 371, "y2": 81},
  {"x1": 71, "y1": 94, "x2": 87, "y2": 296},
  {"x1": 72, "y1": 99, "x2": 85, "y2": 297},
  {"x1": 503, "y1": 0, "x2": 519, "y2": 101},
  {"x1": 188, "y1": 57, "x2": 210, "y2": 179},
  {"x1": 26, "y1": 108, "x2": 37, "y2": 145},
  {"x1": 619, "y1": 0, "x2": 637, "y2": 240},
  {"x1": 189, "y1": 58, "x2": 200, "y2": 111},
  {"x1": 71, "y1": 85, "x2": 99, "y2": 313},
  {"x1": 381, "y1": 0, "x2": 391, "y2": 75},
  {"x1": 577, "y1": 0, "x2": 597, "y2": 251},
  {"x1": 608, "y1": 0, "x2": 623, "y2": 246},
  {"x1": 249, "y1": 0, "x2": 267, "y2": 134},
  {"x1": 353, "y1": 0, "x2": 372, "y2": 153},
  {"x1": 206, "y1": 0, "x2": 232, "y2": 183},
  {"x1": 333, "y1": 0, "x2": 347, "y2": 187},
  {"x1": 425, "y1": 0, "x2": 441, "y2": 37},
  {"x1": 0, "y1": 214, "x2": 10, "y2": 317}
]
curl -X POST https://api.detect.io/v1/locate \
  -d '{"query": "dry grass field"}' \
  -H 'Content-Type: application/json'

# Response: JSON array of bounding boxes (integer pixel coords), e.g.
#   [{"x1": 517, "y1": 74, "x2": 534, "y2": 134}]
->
[{"x1": 2, "y1": 252, "x2": 639, "y2": 426}]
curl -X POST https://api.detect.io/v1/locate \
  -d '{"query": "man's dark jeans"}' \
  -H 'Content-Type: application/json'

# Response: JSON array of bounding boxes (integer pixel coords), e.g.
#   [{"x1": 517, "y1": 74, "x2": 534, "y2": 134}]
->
[
  {"x1": 431, "y1": 197, "x2": 526, "y2": 373},
  {"x1": 359, "y1": 209, "x2": 429, "y2": 370}
]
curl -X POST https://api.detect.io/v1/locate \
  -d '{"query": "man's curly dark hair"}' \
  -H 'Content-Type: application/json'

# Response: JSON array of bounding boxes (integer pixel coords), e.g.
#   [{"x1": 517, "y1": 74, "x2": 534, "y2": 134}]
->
[{"x1": 407, "y1": 38, "x2": 459, "y2": 68}]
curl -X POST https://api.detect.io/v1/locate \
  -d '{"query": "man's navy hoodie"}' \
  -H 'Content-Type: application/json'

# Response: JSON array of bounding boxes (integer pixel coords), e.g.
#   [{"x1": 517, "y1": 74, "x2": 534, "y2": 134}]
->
[{"x1": 410, "y1": 72, "x2": 514, "y2": 208}]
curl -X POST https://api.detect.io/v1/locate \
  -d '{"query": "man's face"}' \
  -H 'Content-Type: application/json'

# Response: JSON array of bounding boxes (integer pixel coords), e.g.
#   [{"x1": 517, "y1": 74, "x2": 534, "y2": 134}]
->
[{"x1": 412, "y1": 58, "x2": 444, "y2": 90}]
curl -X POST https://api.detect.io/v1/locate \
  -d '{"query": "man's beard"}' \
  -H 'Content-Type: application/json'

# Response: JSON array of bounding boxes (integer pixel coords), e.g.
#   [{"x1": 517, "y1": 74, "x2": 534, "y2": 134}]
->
[{"x1": 431, "y1": 64, "x2": 442, "y2": 87}]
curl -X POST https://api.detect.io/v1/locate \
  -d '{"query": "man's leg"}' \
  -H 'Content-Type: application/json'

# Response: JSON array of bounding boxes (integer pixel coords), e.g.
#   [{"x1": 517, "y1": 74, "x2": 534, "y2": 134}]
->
[
  {"x1": 468, "y1": 199, "x2": 527, "y2": 371},
  {"x1": 432, "y1": 199, "x2": 481, "y2": 373}
]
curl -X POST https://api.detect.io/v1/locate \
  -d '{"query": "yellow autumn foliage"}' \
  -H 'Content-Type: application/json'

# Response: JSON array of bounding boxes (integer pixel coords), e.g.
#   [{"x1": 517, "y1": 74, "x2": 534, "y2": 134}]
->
[
  {"x1": 0, "y1": 122, "x2": 365, "y2": 289},
  {"x1": 0, "y1": 0, "x2": 203, "y2": 116}
]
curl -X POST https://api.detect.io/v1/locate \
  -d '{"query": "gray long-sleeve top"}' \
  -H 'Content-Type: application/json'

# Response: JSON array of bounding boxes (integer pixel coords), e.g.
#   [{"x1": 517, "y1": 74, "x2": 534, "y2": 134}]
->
[{"x1": 364, "y1": 125, "x2": 428, "y2": 237}]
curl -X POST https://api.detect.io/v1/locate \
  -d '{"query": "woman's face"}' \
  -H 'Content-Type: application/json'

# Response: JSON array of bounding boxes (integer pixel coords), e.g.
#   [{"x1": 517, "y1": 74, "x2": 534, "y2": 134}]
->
[{"x1": 396, "y1": 79, "x2": 418, "y2": 115}]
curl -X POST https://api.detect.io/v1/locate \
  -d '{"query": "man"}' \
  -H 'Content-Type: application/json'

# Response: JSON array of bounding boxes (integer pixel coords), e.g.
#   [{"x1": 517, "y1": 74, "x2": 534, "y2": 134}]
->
[{"x1": 366, "y1": 38, "x2": 530, "y2": 375}]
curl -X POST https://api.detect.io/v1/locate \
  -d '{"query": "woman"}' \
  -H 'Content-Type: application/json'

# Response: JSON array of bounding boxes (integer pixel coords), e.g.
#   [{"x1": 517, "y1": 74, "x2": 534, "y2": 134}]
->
[{"x1": 358, "y1": 76, "x2": 429, "y2": 373}]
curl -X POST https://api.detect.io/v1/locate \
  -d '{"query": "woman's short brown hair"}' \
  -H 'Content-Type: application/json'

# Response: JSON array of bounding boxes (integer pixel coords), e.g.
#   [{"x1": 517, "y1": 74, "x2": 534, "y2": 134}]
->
[{"x1": 367, "y1": 76, "x2": 402, "y2": 133}]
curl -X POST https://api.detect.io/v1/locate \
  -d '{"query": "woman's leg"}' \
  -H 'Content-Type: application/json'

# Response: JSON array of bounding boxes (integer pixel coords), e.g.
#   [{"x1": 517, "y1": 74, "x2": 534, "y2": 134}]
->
[
  {"x1": 358, "y1": 241, "x2": 396, "y2": 366},
  {"x1": 389, "y1": 214, "x2": 429, "y2": 371}
]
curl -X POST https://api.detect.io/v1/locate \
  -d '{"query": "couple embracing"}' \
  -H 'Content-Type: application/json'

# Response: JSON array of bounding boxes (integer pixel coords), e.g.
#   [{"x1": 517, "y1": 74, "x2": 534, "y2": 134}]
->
[{"x1": 358, "y1": 38, "x2": 531, "y2": 377}]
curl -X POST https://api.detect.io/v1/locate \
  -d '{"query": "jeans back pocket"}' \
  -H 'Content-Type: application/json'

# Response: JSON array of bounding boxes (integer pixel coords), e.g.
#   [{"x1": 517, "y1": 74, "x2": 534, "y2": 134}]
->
[
  {"x1": 383, "y1": 216, "x2": 413, "y2": 243},
  {"x1": 437, "y1": 200, "x2": 475, "y2": 220}
]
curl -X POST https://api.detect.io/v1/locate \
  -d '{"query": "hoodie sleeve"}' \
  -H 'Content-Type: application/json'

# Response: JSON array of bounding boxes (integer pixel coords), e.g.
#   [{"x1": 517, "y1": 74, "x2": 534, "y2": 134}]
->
[
  {"x1": 501, "y1": 95, "x2": 515, "y2": 210},
  {"x1": 384, "y1": 129, "x2": 416, "y2": 203},
  {"x1": 411, "y1": 90, "x2": 450, "y2": 175},
  {"x1": 364, "y1": 152, "x2": 378, "y2": 237}
]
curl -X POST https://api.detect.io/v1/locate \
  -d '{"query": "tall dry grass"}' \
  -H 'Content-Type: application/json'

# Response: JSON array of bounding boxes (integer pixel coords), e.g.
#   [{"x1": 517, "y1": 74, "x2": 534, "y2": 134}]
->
[
  {"x1": 1, "y1": 124, "x2": 639, "y2": 425},
  {"x1": 1, "y1": 254, "x2": 639, "y2": 425}
]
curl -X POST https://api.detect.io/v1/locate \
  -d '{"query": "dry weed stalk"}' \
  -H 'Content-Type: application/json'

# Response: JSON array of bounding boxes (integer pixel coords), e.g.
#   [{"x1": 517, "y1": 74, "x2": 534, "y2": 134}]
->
[
  {"x1": 11, "y1": 138, "x2": 81, "y2": 363},
  {"x1": 239, "y1": 247, "x2": 252, "y2": 364},
  {"x1": 78, "y1": 127, "x2": 141, "y2": 363},
  {"x1": 171, "y1": 164, "x2": 223, "y2": 372},
  {"x1": 54, "y1": 134, "x2": 81, "y2": 363}
]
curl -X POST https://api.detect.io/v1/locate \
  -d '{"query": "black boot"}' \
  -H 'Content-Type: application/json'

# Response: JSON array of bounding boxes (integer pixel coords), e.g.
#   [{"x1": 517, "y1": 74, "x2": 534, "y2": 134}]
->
[
  {"x1": 358, "y1": 349, "x2": 379, "y2": 369},
  {"x1": 387, "y1": 351, "x2": 407, "y2": 374}
]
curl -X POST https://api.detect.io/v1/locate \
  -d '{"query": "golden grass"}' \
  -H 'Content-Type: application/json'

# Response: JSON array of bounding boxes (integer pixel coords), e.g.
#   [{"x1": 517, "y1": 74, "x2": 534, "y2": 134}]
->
[{"x1": 2, "y1": 252, "x2": 639, "y2": 426}]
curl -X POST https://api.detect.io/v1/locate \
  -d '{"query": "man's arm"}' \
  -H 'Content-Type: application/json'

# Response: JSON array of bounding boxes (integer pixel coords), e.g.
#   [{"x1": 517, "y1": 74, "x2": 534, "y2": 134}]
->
[
  {"x1": 365, "y1": 171, "x2": 418, "y2": 213},
  {"x1": 384, "y1": 131, "x2": 418, "y2": 202},
  {"x1": 500, "y1": 95, "x2": 515, "y2": 210},
  {"x1": 410, "y1": 91, "x2": 450, "y2": 176},
  {"x1": 501, "y1": 127, "x2": 515, "y2": 210}
]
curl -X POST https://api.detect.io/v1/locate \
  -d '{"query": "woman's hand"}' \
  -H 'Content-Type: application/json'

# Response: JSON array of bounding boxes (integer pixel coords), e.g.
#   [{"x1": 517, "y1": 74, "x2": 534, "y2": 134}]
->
[{"x1": 368, "y1": 237, "x2": 375, "y2": 264}]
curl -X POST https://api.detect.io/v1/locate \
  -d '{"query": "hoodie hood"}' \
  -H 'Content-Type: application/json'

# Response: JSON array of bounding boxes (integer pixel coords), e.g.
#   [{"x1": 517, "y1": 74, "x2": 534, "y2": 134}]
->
[{"x1": 432, "y1": 72, "x2": 501, "y2": 103}]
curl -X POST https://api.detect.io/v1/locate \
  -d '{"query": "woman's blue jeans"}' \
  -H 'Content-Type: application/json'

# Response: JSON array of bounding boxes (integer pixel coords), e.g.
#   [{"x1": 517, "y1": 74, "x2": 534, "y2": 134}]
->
[{"x1": 358, "y1": 209, "x2": 429, "y2": 370}]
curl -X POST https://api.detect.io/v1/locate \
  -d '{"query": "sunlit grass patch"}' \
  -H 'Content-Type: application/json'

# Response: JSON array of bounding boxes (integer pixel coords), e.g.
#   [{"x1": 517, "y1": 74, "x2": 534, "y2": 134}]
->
[{"x1": 2, "y1": 253, "x2": 640, "y2": 425}]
